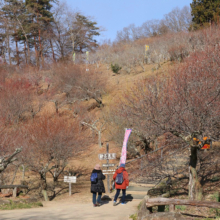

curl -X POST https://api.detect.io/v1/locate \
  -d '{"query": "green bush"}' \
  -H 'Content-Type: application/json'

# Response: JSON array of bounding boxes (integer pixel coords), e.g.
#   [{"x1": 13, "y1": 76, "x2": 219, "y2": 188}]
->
[
  {"x1": 137, "y1": 201, "x2": 142, "y2": 210},
  {"x1": 176, "y1": 205, "x2": 186, "y2": 211},
  {"x1": 209, "y1": 208, "x2": 220, "y2": 217},
  {"x1": 211, "y1": 176, "x2": 220, "y2": 182},
  {"x1": 211, "y1": 192, "x2": 220, "y2": 202},
  {"x1": 129, "y1": 213, "x2": 137, "y2": 220},
  {"x1": 111, "y1": 63, "x2": 122, "y2": 74}
]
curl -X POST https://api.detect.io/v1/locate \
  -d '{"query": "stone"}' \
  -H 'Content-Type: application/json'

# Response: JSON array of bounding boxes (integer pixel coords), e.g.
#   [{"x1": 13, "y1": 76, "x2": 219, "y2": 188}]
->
[
  {"x1": 25, "y1": 198, "x2": 38, "y2": 203},
  {"x1": 0, "y1": 200, "x2": 10, "y2": 206}
]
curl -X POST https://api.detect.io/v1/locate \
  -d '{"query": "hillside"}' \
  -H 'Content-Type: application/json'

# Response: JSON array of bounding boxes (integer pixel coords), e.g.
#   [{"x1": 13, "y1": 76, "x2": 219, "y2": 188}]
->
[{"x1": 0, "y1": 25, "x2": 220, "y2": 220}]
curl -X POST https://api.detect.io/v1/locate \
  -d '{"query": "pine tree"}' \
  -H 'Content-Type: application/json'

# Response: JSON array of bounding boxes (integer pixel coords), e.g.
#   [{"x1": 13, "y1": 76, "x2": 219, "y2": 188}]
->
[
  {"x1": 25, "y1": 0, "x2": 55, "y2": 66},
  {"x1": 1, "y1": 0, "x2": 26, "y2": 65},
  {"x1": 190, "y1": 0, "x2": 220, "y2": 30},
  {"x1": 71, "y1": 13, "x2": 100, "y2": 53}
]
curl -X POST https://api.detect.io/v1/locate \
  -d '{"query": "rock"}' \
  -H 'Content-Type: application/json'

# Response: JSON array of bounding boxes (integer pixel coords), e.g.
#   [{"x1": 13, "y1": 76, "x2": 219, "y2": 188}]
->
[
  {"x1": 13, "y1": 200, "x2": 22, "y2": 204},
  {"x1": 0, "y1": 200, "x2": 10, "y2": 206},
  {"x1": 25, "y1": 198, "x2": 38, "y2": 203}
]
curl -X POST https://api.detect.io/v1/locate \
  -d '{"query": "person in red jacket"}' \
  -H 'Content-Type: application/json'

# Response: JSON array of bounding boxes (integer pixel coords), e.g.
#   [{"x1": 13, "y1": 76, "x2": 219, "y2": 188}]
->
[{"x1": 112, "y1": 163, "x2": 129, "y2": 205}]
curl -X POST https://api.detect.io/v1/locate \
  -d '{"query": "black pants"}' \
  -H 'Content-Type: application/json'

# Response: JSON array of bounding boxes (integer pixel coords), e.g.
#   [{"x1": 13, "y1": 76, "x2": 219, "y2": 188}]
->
[{"x1": 114, "y1": 189, "x2": 126, "y2": 203}]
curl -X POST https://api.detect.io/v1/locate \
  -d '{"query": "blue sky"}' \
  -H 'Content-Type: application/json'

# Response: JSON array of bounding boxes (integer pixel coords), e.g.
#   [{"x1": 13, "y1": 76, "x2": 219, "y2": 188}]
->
[{"x1": 64, "y1": 0, "x2": 193, "y2": 42}]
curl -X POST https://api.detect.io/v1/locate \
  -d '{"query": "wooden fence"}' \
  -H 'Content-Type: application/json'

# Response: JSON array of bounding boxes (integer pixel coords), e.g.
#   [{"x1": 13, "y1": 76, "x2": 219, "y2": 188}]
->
[{"x1": 146, "y1": 198, "x2": 220, "y2": 212}]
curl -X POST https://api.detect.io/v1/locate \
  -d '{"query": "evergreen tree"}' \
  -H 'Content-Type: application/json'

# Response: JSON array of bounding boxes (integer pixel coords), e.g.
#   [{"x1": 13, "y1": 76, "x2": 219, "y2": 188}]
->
[
  {"x1": 1, "y1": 0, "x2": 26, "y2": 65},
  {"x1": 25, "y1": 0, "x2": 56, "y2": 66},
  {"x1": 71, "y1": 13, "x2": 100, "y2": 53},
  {"x1": 190, "y1": 0, "x2": 220, "y2": 30}
]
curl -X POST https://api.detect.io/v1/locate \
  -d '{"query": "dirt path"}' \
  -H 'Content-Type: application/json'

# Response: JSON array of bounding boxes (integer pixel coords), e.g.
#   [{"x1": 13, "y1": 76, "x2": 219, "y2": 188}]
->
[{"x1": 0, "y1": 196, "x2": 140, "y2": 220}]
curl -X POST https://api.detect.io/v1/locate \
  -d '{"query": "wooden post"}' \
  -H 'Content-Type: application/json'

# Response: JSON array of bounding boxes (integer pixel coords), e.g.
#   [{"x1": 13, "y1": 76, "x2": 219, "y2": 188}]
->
[
  {"x1": 141, "y1": 159, "x2": 143, "y2": 177},
  {"x1": 169, "y1": 204, "x2": 175, "y2": 212},
  {"x1": 13, "y1": 187, "x2": 17, "y2": 198},
  {"x1": 69, "y1": 173, "x2": 71, "y2": 196},
  {"x1": 107, "y1": 143, "x2": 110, "y2": 193},
  {"x1": 42, "y1": 190, "x2": 49, "y2": 201}
]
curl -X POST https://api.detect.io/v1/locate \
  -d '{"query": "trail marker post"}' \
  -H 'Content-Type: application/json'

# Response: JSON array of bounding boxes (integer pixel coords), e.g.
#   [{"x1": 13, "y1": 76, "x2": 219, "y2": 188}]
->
[
  {"x1": 98, "y1": 143, "x2": 116, "y2": 193},
  {"x1": 107, "y1": 143, "x2": 110, "y2": 193},
  {"x1": 64, "y1": 174, "x2": 76, "y2": 196}
]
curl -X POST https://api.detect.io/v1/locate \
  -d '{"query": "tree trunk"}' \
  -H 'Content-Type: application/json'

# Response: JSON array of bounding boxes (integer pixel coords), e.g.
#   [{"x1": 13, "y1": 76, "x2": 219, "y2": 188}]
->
[
  {"x1": 22, "y1": 164, "x2": 25, "y2": 181},
  {"x1": 15, "y1": 39, "x2": 19, "y2": 66},
  {"x1": 42, "y1": 189, "x2": 49, "y2": 201},
  {"x1": 55, "y1": 101, "x2": 58, "y2": 114},
  {"x1": 93, "y1": 97, "x2": 103, "y2": 108},
  {"x1": 24, "y1": 44, "x2": 27, "y2": 65},
  {"x1": 98, "y1": 130, "x2": 102, "y2": 148},
  {"x1": 50, "y1": 39, "x2": 56, "y2": 62},
  {"x1": 7, "y1": 31, "x2": 11, "y2": 65},
  {"x1": 11, "y1": 166, "x2": 19, "y2": 185},
  {"x1": 34, "y1": 35, "x2": 39, "y2": 67},
  {"x1": 40, "y1": 173, "x2": 49, "y2": 201},
  {"x1": 189, "y1": 147, "x2": 202, "y2": 200},
  {"x1": 38, "y1": 28, "x2": 44, "y2": 67},
  {"x1": 15, "y1": 16, "x2": 30, "y2": 64}
]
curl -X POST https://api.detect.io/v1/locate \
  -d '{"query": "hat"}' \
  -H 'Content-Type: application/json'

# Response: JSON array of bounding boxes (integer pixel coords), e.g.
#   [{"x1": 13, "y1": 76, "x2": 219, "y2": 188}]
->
[
  {"x1": 120, "y1": 163, "x2": 125, "y2": 168},
  {"x1": 94, "y1": 164, "x2": 101, "y2": 170}
]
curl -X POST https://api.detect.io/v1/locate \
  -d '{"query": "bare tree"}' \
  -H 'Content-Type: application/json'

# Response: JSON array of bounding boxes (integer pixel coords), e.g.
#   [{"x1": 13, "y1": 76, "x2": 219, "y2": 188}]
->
[
  {"x1": 115, "y1": 45, "x2": 220, "y2": 200},
  {"x1": 51, "y1": 2, "x2": 73, "y2": 60},
  {"x1": 53, "y1": 64, "x2": 106, "y2": 108},
  {"x1": 0, "y1": 77, "x2": 37, "y2": 124},
  {"x1": 0, "y1": 148, "x2": 22, "y2": 174},
  {"x1": 81, "y1": 118, "x2": 106, "y2": 148},
  {"x1": 162, "y1": 6, "x2": 192, "y2": 32},
  {"x1": 0, "y1": 123, "x2": 22, "y2": 185},
  {"x1": 21, "y1": 115, "x2": 88, "y2": 200}
]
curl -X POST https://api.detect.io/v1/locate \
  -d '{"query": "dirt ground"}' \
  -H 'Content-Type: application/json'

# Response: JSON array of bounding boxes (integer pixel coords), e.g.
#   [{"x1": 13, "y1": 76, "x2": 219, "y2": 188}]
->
[{"x1": 0, "y1": 192, "x2": 140, "y2": 220}]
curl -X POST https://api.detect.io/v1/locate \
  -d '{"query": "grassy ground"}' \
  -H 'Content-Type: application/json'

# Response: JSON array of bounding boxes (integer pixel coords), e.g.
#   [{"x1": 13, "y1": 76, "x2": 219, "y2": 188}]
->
[{"x1": 0, "y1": 200, "x2": 43, "y2": 210}]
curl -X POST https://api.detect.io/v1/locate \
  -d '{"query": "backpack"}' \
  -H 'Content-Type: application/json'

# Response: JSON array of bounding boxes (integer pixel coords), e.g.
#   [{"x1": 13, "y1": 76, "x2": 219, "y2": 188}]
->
[
  {"x1": 90, "y1": 172, "x2": 98, "y2": 183},
  {"x1": 115, "y1": 172, "x2": 124, "y2": 184}
]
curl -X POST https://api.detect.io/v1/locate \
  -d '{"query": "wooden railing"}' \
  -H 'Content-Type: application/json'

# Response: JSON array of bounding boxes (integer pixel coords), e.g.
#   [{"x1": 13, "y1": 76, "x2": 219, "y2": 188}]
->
[
  {"x1": 0, "y1": 185, "x2": 28, "y2": 198},
  {"x1": 146, "y1": 198, "x2": 220, "y2": 212}
]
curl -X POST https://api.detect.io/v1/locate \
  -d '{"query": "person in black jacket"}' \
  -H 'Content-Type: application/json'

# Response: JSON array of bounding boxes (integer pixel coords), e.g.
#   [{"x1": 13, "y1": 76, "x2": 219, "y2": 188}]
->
[{"x1": 91, "y1": 164, "x2": 106, "y2": 207}]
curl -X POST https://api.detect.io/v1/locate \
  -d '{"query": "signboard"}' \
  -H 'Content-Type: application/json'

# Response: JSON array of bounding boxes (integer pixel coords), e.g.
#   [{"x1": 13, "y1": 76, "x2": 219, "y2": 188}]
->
[
  {"x1": 99, "y1": 153, "x2": 116, "y2": 160},
  {"x1": 145, "y1": 45, "x2": 149, "y2": 58},
  {"x1": 99, "y1": 144, "x2": 116, "y2": 193},
  {"x1": 102, "y1": 163, "x2": 115, "y2": 167},
  {"x1": 145, "y1": 45, "x2": 149, "y2": 51},
  {"x1": 86, "y1": 51, "x2": 89, "y2": 60},
  {"x1": 64, "y1": 176, "x2": 76, "y2": 183},
  {"x1": 102, "y1": 169, "x2": 115, "y2": 172},
  {"x1": 103, "y1": 172, "x2": 115, "y2": 175}
]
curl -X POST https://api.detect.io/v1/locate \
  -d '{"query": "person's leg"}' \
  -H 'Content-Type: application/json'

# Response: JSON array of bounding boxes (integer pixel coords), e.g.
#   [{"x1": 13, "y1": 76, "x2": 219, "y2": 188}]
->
[
  {"x1": 92, "y1": 192, "x2": 97, "y2": 205},
  {"x1": 114, "y1": 189, "x2": 121, "y2": 203},
  {"x1": 121, "y1": 189, "x2": 126, "y2": 204},
  {"x1": 97, "y1": 192, "x2": 102, "y2": 203}
]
